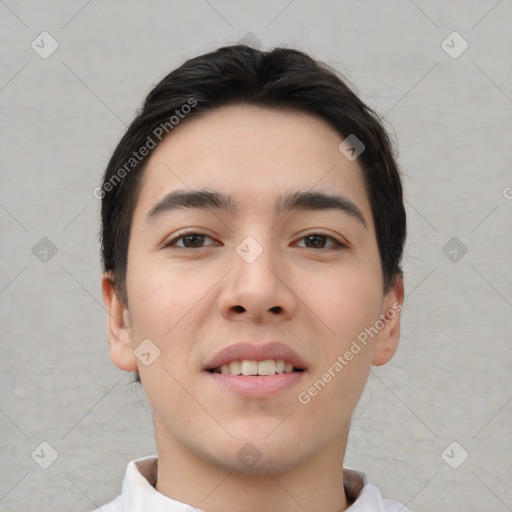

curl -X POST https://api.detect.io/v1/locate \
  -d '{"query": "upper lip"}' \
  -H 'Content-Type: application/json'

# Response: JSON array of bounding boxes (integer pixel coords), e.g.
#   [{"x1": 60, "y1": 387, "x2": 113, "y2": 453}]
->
[{"x1": 204, "y1": 341, "x2": 308, "y2": 371}]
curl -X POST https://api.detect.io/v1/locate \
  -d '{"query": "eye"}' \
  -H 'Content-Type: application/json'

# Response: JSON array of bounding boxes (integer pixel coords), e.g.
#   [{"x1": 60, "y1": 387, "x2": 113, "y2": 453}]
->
[
  {"x1": 163, "y1": 232, "x2": 219, "y2": 249},
  {"x1": 294, "y1": 234, "x2": 346, "y2": 250},
  {"x1": 162, "y1": 232, "x2": 346, "y2": 250}
]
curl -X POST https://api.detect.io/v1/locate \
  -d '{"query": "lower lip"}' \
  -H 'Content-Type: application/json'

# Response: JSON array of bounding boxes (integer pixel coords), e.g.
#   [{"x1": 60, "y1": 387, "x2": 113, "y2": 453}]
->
[{"x1": 206, "y1": 371, "x2": 307, "y2": 398}]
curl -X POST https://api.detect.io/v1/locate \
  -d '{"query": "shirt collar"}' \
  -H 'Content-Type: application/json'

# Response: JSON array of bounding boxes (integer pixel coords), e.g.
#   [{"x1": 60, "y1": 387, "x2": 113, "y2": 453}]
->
[{"x1": 123, "y1": 456, "x2": 193, "y2": 512}]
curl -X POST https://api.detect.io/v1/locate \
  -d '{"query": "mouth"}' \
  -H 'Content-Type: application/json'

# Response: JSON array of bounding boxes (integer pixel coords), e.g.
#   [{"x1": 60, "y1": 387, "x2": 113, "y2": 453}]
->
[
  {"x1": 208, "y1": 359, "x2": 305, "y2": 376},
  {"x1": 203, "y1": 342, "x2": 308, "y2": 397}
]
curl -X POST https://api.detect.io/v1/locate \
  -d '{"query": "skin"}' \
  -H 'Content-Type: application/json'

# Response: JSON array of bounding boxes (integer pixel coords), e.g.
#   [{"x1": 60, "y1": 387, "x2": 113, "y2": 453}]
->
[{"x1": 102, "y1": 105, "x2": 404, "y2": 512}]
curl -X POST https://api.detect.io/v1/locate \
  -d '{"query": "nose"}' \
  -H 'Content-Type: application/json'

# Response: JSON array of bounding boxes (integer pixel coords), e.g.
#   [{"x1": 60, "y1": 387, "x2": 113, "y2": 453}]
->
[{"x1": 217, "y1": 236, "x2": 298, "y2": 324}]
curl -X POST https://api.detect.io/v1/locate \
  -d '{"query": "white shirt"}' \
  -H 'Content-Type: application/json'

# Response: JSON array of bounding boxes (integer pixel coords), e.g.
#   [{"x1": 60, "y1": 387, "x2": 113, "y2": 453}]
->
[{"x1": 92, "y1": 456, "x2": 412, "y2": 512}]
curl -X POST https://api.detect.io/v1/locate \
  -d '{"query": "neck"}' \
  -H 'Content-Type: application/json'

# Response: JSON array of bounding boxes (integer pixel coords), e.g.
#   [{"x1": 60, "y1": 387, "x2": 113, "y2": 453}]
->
[{"x1": 154, "y1": 422, "x2": 350, "y2": 512}]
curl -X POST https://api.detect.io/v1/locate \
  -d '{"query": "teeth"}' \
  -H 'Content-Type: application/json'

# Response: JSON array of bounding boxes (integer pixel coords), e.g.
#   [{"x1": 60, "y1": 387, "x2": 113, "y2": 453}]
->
[
  {"x1": 258, "y1": 359, "x2": 275, "y2": 376},
  {"x1": 229, "y1": 361, "x2": 241, "y2": 375},
  {"x1": 241, "y1": 360, "x2": 258, "y2": 376},
  {"x1": 275, "y1": 360, "x2": 285, "y2": 373},
  {"x1": 214, "y1": 359, "x2": 298, "y2": 376}
]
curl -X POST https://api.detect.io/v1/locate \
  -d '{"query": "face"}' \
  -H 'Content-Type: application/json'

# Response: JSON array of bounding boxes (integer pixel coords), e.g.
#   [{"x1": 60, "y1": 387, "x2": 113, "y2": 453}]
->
[{"x1": 103, "y1": 104, "x2": 403, "y2": 474}]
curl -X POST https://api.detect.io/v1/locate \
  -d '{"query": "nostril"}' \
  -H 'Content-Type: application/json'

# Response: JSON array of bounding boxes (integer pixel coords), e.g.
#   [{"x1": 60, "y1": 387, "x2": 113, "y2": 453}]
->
[
  {"x1": 269, "y1": 306, "x2": 282, "y2": 313},
  {"x1": 233, "y1": 305, "x2": 245, "y2": 313}
]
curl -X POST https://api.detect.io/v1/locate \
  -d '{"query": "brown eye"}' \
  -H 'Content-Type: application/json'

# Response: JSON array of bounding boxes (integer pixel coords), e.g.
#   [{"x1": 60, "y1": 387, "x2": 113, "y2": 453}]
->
[
  {"x1": 296, "y1": 234, "x2": 345, "y2": 250},
  {"x1": 304, "y1": 235, "x2": 328, "y2": 248},
  {"x1": 164, "y1": 232, "x2": 218, "y2": 249},
  {"x1": 180, "y1": 234, "x2": 206, "y2": 248}
]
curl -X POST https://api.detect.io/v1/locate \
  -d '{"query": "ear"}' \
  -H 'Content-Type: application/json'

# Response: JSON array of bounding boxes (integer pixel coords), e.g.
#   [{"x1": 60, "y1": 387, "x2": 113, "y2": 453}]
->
[
  {"x1": 101, "y1": 273, "x2": 138, "y2": 372},
  {"x1": 372, "y1": 275, "x2": 404, "y2": 366}
]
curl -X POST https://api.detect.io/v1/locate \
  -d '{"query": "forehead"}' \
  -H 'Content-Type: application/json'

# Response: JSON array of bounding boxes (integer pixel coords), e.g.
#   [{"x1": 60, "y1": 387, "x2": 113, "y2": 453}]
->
[{"x1": 134, "y1": 104, "x2": 372, "y2": 223}]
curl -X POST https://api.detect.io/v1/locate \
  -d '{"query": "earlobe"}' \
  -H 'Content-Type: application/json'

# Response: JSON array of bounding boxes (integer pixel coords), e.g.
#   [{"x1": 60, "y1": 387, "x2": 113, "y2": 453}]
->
[
  {"x1": 101, "y1": 273, "x2": 138, "y2": 372},
  {"x1": 372, "y1": 275, "x2": 404, "y2": 367}
]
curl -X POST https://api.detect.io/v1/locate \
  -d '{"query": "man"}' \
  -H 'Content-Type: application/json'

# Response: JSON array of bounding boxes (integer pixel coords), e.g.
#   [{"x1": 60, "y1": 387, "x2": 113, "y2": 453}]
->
[{"x1": 96, "y1": 44, "x2": 409, "y2": 511}]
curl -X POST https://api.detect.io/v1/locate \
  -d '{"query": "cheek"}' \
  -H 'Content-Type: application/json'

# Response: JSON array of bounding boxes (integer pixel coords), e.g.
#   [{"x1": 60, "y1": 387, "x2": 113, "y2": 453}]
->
[
  {"x1": 305, "y1": 264, "x2": 383, "y2": 344},
  {"x1": 297, "y1": 276, "x2": 379, "y2": 419},
  {"x1": 125, "y1": 255, "x2": 214, "y2": 384},
  {"x1": 126, "y1": 256, "x2": 194, "y2": 337},
  {"x1": 125, "y1": 258, "x2": 201, "y2": 420}
]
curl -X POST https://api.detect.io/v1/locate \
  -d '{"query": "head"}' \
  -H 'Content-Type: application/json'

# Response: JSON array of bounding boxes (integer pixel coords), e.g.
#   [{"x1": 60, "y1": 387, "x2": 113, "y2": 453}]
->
[{"x1": 100, "y1": 45, "x2": 406, "y2": 474}]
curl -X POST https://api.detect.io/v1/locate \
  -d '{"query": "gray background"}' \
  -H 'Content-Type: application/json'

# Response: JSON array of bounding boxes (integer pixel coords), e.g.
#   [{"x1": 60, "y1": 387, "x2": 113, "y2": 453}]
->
[{"x1": 1, "y1": 1, "x2": 511, "y2": 510}]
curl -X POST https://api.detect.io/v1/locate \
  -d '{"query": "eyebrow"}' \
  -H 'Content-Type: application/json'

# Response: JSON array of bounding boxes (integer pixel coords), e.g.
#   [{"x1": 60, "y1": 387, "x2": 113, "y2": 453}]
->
[{"x1": 145, "y1": 188, "x2": 367, "y2": 228}]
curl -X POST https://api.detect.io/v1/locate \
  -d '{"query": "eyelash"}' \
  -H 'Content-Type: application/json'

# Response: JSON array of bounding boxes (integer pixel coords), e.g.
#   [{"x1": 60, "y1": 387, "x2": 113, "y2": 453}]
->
[{"x1": 162, "y1": 230, "x2": 347, "y2": 251}]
